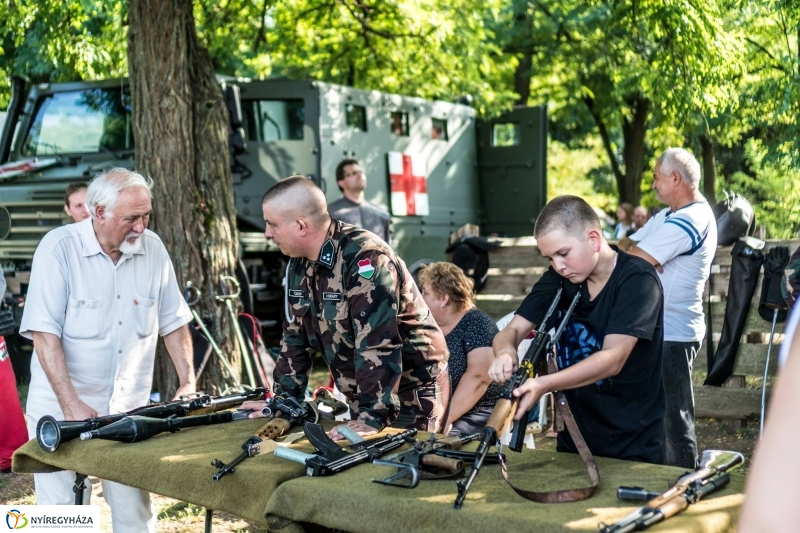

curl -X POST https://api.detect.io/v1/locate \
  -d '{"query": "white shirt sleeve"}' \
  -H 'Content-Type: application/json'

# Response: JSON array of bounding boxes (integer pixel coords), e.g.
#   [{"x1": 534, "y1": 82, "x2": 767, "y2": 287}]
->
[
  {"x1": 19, "y1": 243, "x2": 69, "y2": 339},
  {"x1": 634, "y1": 213, "x2": 701, "y2": 266}
]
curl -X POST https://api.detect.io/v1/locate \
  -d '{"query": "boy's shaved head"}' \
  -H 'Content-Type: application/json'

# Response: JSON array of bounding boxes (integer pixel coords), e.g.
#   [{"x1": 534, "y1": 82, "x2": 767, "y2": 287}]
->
[
  {"x1": 262, "y1": 175, "x2": 330, "y2": 227},
  {"x1": 534, "y1": 195, "x2": 601, "y2": 239}
]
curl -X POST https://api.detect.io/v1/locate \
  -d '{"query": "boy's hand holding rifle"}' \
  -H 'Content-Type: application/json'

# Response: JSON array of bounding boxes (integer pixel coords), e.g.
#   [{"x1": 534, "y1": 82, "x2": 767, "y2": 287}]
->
[{"x1": 454, "y1": 287, "x2": 584, "y2": 509}]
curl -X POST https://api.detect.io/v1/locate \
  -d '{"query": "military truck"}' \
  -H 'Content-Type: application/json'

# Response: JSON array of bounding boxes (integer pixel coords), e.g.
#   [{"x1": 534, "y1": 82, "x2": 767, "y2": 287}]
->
[{"x1": 0, "y1": 75, "x2": 547, "y2": 319}]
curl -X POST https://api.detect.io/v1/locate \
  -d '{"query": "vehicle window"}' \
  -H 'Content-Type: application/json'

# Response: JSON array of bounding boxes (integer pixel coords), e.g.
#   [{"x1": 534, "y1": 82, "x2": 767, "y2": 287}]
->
[
  {"x1": 22, "y1": 88, "x2": 134, "y2": 156},
  {"x1": 241, "y1": 99, "x2": 305, "y2": 141},
  {"x1": 345, "y1": 104, "x2": 367, "y2": 132},
  {"x1": 491, "y1": 123, "x2": 520, "y2": 147},
  {"x1": 390, "y1": 111, "x2": 409, "y2": 136},
  {"x1": 431, "y1": 118, "x2": 448, "y2": 141}
]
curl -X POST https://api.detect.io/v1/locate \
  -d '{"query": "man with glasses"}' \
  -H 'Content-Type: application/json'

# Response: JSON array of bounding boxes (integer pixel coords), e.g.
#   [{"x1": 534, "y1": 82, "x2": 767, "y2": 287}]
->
[
  {"x1": 328, "y1": 158, "x2": 391, "y2": 244},
  {"x1": 20, "y1": 167, "x2": 195, "y2": 533}
]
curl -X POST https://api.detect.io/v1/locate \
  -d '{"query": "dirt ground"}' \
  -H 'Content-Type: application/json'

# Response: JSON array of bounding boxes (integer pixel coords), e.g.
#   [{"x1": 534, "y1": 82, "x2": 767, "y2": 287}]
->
[{"x1": 1, "y1": 414, "x2": 758, "y2": 532}]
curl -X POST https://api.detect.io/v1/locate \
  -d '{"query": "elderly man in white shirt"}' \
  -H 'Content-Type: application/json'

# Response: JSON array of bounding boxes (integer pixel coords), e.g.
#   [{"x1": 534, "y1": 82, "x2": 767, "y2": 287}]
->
[{"x1": 20, "y1": 167, "x2": 195, "y2": 533}]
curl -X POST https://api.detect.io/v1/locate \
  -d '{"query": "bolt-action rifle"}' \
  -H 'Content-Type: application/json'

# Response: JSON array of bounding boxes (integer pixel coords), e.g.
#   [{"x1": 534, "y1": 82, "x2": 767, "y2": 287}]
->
[
  {"x1": 372, "y1": 432, "x2": 500, "y2": 488},
  {"x1": 36, "y1": 388, "x2": 267, "y2": 453},
  {"x1": 274, "y1": 422, "x2": 416, "y2": 476},
  {"x1": 210, "y1": 389, "x2": 348, "y2": 481},
  {"x1": 455, "y1": 287, "x2": 581, "y2": 509},
  {"x1": 598, "y1": 450, "x2": 744, "y2": 533}
]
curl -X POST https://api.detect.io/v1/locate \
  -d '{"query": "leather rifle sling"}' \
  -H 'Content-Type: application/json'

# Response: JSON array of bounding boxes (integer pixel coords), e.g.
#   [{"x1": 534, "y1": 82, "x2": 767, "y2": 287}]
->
[{"x1": 499, "y1": 350, "x2": 601, "y2": 503}]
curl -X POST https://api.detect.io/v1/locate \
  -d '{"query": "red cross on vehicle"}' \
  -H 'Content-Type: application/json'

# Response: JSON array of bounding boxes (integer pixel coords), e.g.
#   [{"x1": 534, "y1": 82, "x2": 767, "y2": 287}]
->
[{"x1": 387, "y1": 152, "x2": 428, "y2": 216}]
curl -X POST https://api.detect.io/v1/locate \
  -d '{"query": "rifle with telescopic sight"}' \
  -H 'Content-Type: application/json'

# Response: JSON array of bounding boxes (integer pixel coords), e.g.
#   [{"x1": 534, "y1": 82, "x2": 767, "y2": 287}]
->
[{"x1": 36, "y1": 388, "x2": 267, "y2": 453}]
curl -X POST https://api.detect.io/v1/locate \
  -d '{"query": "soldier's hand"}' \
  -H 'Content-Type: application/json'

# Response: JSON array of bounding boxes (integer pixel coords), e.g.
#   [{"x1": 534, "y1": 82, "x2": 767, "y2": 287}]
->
[
  {"x1": 241, "y1": 400, "x2": 268, "y2": 418},
  {"x1": 62, "y1": 399, "x2": 98, "y2": 421},
  {"x1": 488, "y1": 353, "x2": 517, "y2": 384},
  {"x1": 328, "y1": 420, "x2": 377, "y2": 442}
]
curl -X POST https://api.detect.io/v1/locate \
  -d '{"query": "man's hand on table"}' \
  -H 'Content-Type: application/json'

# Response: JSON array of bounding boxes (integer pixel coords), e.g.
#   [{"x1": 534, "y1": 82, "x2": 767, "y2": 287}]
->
[
  {"x1": 62, "y1": 398, "x2": 98, "y2": 421},
  {"x1": 172, "y1": 382, "x2": 197, "y2": 400},
  {"x1": 241, "y1": 400, "x2": 269, "y2": 418},
  {"x1": 328, "y1": 420, "x2": 377, "y2": 442}
]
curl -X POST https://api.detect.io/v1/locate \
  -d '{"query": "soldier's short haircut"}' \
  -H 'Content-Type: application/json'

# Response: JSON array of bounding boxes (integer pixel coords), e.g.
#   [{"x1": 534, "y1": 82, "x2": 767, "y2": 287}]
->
[
  {"x1": 657, "y1": 147, "x2": 700, "y2": 189},
  {"x1": 533, "y1": 195, "x2": 601, "y2": 238},
  {"x1": 65, "y1": 182, "x2": 89, "y2": 207},
  {"x1": 417, "y1": 262, "x2": 475, "y2": 311},
  {"x1": 262, "y1": 175, "x2": 330, "y2": 226},
  {"x1": 335, "y1": 158, "x2": 360, "y2": 193}
]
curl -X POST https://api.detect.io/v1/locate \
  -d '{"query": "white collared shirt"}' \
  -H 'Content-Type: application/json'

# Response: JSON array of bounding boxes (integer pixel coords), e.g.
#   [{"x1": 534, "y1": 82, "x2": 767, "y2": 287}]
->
[{"x1": 21, "y1": 217, "x2": 192, "y2": 418}]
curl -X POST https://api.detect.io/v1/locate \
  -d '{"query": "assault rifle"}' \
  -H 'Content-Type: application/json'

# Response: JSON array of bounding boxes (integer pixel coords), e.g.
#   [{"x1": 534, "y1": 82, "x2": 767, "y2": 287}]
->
[
  {"x1": 598, "y1": 450, "x2": 744, "y2": 533},
  {"x1": 372, "y1": 432, "x2": 500, "y2": 488},
  {"x1": 210, "y1": 389, "x2": 348, "y2": 481},
  {"x1": 455, "y1": 287, "x2": 581, "y2": 509},
  {"x1": 274, "y1": 422, "x2": 416, "y2": 476},
  {"x1": 36, "y1": 388, "x2": 267, "y2": 452}
]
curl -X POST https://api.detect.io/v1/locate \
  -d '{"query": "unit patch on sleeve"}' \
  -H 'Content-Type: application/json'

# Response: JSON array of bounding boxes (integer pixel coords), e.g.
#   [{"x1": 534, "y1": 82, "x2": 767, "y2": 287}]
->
[
  {"x1": 357, "y1": 258, "x2": 376, "y2": 280},
  {"x1": 288, "y1": 289, "x2": 306, "y2": 298},
  {"x1": 322, "y1": 292, "x2": 343, "y2": 301}
]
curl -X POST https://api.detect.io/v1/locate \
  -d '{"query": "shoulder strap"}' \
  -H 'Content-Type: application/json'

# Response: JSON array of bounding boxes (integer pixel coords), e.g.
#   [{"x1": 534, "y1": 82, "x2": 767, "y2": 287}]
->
[{"x1": 498, "y1": 351, "x2": 601, "y2": 503}]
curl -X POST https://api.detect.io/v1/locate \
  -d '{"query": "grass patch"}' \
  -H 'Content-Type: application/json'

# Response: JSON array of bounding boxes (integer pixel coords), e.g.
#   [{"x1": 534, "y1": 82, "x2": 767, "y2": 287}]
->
[{"x1": 157, "y1": 501, "x2": 206, "y2": 521}]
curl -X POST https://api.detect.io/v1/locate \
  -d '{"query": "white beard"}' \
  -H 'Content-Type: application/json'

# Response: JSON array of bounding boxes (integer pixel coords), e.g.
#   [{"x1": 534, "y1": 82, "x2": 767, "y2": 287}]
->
[{"x1": 119, "y1": 232, "x2": 143, "y2": 255}]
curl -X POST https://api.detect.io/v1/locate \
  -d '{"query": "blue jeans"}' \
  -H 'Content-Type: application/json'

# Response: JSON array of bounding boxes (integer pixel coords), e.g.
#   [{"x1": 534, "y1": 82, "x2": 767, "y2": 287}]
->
[{"x1": 662, "y1": 341, "x2": 699, "y2": 469}]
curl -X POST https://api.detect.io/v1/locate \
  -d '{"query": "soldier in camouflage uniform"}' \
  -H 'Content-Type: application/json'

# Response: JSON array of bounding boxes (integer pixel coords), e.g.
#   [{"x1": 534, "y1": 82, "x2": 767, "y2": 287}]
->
[{"x1": 245, "y1": 176, "x2": 449, "y2": 439}]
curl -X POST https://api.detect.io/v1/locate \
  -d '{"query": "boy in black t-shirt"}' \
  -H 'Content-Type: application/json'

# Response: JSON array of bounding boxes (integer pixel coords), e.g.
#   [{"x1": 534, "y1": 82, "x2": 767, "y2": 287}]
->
[{"x1": 489, "y1": 195, "x2": 666, "y2": 464}]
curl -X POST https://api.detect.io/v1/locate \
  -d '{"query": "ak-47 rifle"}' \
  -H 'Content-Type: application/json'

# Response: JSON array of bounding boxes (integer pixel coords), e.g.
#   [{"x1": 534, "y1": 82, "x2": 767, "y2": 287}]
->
[
  {"x1": 454, "y1": 287, "x2": 581, "y2": 509},
  {"x1": 210, "y1": 389, "x2": 348, "y2": 481},
  {"x1": 372, "y1": 432, "x2": 500, "y2": 488},
  {"x1": 598, "y1": 450, "x2": 744, "y2": 533},
  {"x1": 36, "y1": 388, "x2": 267, "y2": 453},
  {"x1": 274, "y1": 422, "x2": 416, "y2": 476}
]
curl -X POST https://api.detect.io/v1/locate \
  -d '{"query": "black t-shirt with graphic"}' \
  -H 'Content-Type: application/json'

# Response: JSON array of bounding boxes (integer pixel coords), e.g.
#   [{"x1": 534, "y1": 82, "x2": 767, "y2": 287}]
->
[{"x1": 516, "y1": 248, "x2": 666, "y2": 464}]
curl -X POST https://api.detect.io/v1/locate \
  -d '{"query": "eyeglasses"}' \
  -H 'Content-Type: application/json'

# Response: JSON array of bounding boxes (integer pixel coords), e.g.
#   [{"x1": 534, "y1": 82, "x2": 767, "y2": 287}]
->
[{"x1": 121, "y1": 213, "x2": 151, "y2": 225}]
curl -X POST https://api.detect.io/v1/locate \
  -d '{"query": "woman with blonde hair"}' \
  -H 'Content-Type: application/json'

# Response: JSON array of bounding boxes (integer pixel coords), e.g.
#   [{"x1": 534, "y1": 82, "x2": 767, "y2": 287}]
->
[{"x1": 418, "y1": 262, "x2": 501, "y2": 436}]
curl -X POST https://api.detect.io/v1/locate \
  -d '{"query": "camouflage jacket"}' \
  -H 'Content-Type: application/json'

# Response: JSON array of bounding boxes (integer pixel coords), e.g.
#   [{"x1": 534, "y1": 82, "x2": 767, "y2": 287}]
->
[{"x1": 274, "y1": 221, "x2": 448, "y2": 430}]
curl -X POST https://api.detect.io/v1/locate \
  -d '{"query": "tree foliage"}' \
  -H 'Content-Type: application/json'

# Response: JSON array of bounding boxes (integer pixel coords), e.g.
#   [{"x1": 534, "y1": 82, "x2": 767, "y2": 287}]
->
[
  {"x1": 507, "y1": 0, "x2": 743, "y2": 205},
  {"x1": 1, "y1": 0, "x2": 798, "y2": 237}
]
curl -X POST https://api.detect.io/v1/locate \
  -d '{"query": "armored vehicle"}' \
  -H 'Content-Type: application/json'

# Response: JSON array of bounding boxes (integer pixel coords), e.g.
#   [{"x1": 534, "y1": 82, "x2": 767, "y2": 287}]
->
[{"x1": 0, "y1": 76, "x2": 547, "y2": 319}]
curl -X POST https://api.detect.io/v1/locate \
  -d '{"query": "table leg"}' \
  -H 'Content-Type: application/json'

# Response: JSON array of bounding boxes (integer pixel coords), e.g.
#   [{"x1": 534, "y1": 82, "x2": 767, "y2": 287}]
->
[{"x1": 204, "y1": 508, "x2": 213, "y2": 533}]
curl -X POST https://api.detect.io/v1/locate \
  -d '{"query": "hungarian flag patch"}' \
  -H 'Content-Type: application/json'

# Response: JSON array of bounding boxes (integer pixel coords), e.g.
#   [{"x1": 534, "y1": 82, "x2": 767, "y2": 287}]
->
[{"x1": 357, "y1": 258, "x2": 375, "y2": 279}]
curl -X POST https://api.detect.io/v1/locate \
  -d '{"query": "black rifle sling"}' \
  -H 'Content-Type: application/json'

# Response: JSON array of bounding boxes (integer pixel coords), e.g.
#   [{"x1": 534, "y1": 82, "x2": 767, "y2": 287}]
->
[{"x1": 499, "y1": 351, "x2": 600, "y2": 503}]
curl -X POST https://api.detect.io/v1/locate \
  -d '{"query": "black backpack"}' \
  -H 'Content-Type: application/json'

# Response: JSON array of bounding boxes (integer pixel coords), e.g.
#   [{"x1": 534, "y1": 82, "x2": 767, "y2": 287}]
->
[
  {"x1": 713, "y1": 191, "x2": 756, "y2": 246},
  {"x1": 444, "y1": 236, "x2": 501, "y2": 293}
]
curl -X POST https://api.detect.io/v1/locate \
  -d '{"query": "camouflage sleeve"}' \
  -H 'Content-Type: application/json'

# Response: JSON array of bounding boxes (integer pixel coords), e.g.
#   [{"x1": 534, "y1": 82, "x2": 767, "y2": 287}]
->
[
  {"x1": 273, "y1": 314, "x2": 316, "y2": 402},
  {"x1": 347, "y1": 250, "x2": 404, "y2": 430}
]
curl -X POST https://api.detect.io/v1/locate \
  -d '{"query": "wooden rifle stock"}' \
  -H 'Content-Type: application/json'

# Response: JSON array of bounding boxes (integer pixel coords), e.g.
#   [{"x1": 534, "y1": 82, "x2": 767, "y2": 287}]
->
[{"x1": 455, "y1": 286, "x2": 582, "y2": 509}]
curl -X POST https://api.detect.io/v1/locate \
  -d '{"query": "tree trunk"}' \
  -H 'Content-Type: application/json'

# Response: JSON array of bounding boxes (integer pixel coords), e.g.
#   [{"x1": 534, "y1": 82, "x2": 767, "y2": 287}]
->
[
  {"x1": 619, "y1": 94, "x2": 650, "y2": 206},
  {"x1": 128, "y1": 0, "x2": 240, "y2": 398},
  {"x1": 511, "y1": 1, "x2": 533, "y2": 106},
  {"x1": 699, "y1": 134, "x2": 716, "y2": 203}
]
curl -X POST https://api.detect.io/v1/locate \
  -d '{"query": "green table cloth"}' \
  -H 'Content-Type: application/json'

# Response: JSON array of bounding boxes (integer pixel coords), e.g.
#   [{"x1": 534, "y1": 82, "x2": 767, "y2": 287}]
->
[{"x1": 13, "y1": 419, "x2": 744, "y2": 532}]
